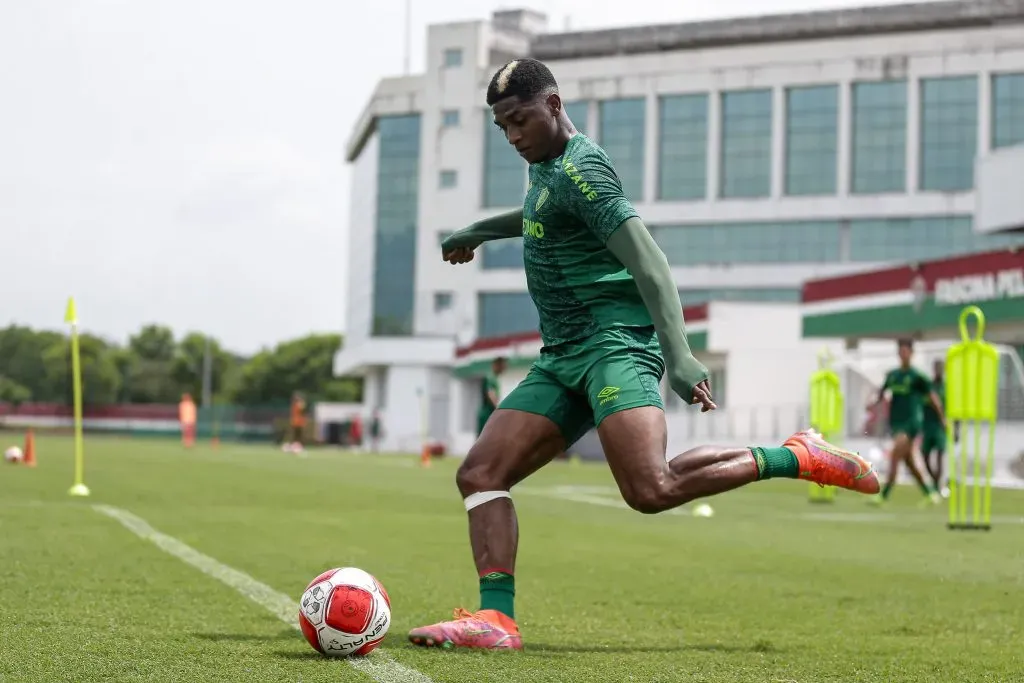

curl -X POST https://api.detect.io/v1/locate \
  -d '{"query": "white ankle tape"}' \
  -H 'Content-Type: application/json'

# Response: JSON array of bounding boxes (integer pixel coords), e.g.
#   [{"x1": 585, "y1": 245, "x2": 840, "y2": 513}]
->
[{"x1": 464, "y1": 490, "x2": 511, "y2": 511}]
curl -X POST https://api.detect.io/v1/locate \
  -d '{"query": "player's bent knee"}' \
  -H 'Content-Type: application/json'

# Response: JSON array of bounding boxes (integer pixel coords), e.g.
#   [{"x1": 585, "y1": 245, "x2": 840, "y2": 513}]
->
[
  {"x1": 622, "y1": 485, "x2": 676, "y2": 515},
  {"x1": 455, "y1": 456, "x2": 508, "y2": 498}
]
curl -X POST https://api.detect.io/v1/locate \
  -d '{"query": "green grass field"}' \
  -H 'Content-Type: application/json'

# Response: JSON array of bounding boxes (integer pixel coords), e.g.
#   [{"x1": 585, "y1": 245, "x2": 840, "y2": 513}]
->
[{"x1": 2, "y1": 434, "x2": 1023, "y2": 682}]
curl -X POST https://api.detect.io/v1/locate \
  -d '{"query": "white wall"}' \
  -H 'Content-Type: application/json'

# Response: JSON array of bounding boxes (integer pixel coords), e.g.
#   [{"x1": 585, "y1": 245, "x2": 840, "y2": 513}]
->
[
  {"x1": 976, "y1": 144, "x2": 1024, "y2": 234},
  {"x1": 345, "y1": 132, "x2": 378, "y2": 345}
]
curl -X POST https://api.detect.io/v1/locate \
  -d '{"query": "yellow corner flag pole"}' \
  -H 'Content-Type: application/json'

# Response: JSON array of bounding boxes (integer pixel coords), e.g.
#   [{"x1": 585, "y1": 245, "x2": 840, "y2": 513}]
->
[
  {"x1": 65, "y1": 297, "x2": 90, "y2": 497},
  {"x1": 808, "y1": 348, "x2": 843, "y2": 503},
  {"x1": 945, "y1": 305, "x2": 998, "y2": 531}
]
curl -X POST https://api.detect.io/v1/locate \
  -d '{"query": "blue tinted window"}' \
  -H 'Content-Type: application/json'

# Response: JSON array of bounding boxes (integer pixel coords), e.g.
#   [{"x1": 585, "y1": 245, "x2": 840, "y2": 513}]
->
[
  {"x1": 442, "y1": 110, "x2": 460, "y2": 127},
  {"x1": 481, "y1": 238, "x2": 523, "y2": 270},
  {"x1": 720, "y1": 89, "x2": 773, "y2": 198},
  {"x1": 443, "y1": 49, "x2": 462, "y2": 67},
  {"x1": 850, "y1": 215, "x2": 1024, "y2": 261},
  {"x1": 992, "y1": 72, "x2": 1024, "y2": 149},
  {"x1": 851, "y1": 81, "x2": 907, "y2": 194},
  {"x1": 482, "y1": 112, "x2": 526, "y2": 208},
  {"x1": 477, "y1": 292, "x2": 538, "y2": 338},
  {"x1": 372, "y1": 114, "x2": 421, "y2": 336},
  {"x1": 658, "y1": 94, "x2": 708, "y2": 201},
  {"x1": 919, "y1": 76, "x2": 978, "y2": 192},
  {"x1": 599, "y1": 98, "x2": 645, "y2": 201},
  {"x1": 785, "y1": 85, "x2": 838, "y2": 196},
  {"x1": 650, "y1": 221, "x2": 840, "y2": 265},
  {"x1": 563, "y1": 101, "x2": 589, "y2": 135}
]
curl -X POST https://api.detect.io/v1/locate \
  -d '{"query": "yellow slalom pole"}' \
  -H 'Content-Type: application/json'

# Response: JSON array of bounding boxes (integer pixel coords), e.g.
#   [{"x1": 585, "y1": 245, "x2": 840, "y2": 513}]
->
[
  {"x1": 945, "y1": 305, "x2": 998, "y2": 531},
  {"x1": 808, "y1": 348, "x2": 843, "y2": 503},
  {"x1": 65, "y1": 297, "x2": 90, "y2": 497}
]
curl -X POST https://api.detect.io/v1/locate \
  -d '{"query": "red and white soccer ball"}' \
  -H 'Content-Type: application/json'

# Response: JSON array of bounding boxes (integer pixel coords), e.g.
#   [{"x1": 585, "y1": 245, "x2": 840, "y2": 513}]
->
[{"x1": 298, "y1": 567, "x2": 391, "y2": 657}]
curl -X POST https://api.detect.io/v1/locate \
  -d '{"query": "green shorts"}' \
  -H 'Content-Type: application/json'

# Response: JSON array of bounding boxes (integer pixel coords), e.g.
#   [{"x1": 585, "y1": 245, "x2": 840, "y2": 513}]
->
[
  {"x1": 499, "y1": 326, "x2": 665, "y2": 446},
  {"x1": 889, "y1": 420, "x2": 921, "y2": 441},
  {"x1": 921, "y1": 425, "x2": 947, "y2": 454}
]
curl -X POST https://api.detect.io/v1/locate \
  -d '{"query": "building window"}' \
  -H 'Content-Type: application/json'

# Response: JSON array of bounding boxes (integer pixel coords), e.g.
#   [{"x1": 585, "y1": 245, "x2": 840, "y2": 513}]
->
[
  {"x1": 481, "y1": 238, "x2": 523, "y2": 270},
  {"x1": 850, "y1": 80, "x2": 907, "y2": 194},
  {"x1": 442, "y1": 110, "x2": 460, "y2": 127},
  {"x1": 434, "y1": 292, "x2": 453, "y2": 312},
  {"x1": 482, "y1": 112, "x2": 526, "y2": 207},
  {"x1": 563, "y1": 101, "x2": 589, "y2": 135},
  {"x1": 443, "y1": 48, "x2": 462, "y2": 68},
  {"x1": 439, "y1": 170, "x2": 458, "y2": 188},
  {"x1": 785, "y1": 84, "x2": 838, "y2": 196},
  {"x1": 850, "y1": 215, "x2": 1024, "y2": 262},
  {"x1": 658, "y1": 93, "x2": 708, "y2": 201},
  {"x1": 372, "y1": 114, "x2": 421, "y2": 336},
  {"x1": 650, "y1": 220, "x2": 841, "y2": 265},
  {"x1": 919, "y1": 76, "x2": 978, "y2": 192},
  {"x1": 598, "y1": 98, "x2": 645, "y2": 201},
  {"x1": 992, "y1": 72, "x2": 1024, "y2": 149},
  {"x1": 720, "y1": 89, "x2": 773, "y2": 199},
  {"x1": 477, "y1": 292, "x2": 538, "y2": 338},
  {"x1": 678, "y1": 288, "x2": 801, "y2": 305}
]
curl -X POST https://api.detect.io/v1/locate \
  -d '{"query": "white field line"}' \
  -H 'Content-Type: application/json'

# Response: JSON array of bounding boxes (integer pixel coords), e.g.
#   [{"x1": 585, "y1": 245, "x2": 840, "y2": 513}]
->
[{"x1": 93, "y1": 504, "x2": 434, "y2": 683}]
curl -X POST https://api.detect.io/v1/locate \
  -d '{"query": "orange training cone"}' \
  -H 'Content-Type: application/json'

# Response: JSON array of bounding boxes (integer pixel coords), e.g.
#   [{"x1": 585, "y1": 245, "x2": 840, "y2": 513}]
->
[
  {"x1": 420, "y1": 444, "x2": 432, "y2": 468},
  {"x1": 23, "y1": 429, "x2": 36, "y2": 468}
]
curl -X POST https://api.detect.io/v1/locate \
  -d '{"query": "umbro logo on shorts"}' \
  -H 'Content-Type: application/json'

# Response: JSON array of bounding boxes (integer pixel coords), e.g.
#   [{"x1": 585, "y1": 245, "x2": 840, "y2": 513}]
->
[{"x1": 597, "y1": 386, "x2": 620, "y2": 405}]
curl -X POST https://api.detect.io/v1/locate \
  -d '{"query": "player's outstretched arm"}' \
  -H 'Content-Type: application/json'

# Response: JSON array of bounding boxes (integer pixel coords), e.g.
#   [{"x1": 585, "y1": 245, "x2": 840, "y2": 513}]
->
[
  {"x1": 606, "y1": 219, "x2": 715, "y2": 411},
  {"x1": 442, "y1": 210, "x2": 523, "y2": 251}
]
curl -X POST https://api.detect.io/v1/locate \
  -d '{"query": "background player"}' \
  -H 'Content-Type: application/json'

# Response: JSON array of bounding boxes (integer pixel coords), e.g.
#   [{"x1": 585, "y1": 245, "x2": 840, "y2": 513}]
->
[
  {"x1": 407, "y1": 58, "x2": 881, "y2": 653},
  {"x1": 477, "y1": 357, "x2": 507, "y2": 436},
  {"x1": 921, "y1": 358, "x2": 955, "y2": 497},
  {"x1": 870, "y1": 339, "x2": 945, "y2": 506}
]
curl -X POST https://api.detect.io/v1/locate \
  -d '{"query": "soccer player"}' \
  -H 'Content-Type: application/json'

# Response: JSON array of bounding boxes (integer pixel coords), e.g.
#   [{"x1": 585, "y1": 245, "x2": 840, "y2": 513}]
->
[
  {"x1": 178, "y1": 393, "x2": 197, "y2": 449},
  {"x1": 921, "y1": 358, "x2": 954, "y2": 497},
  {"x1": 285, "y1": 392, "x2": 306, "y2": 453},
  {"x1": 408, "y1": 58, "x2": 880, "y2": 652},
  {"x1": 477, "y1": 357, "x2": 507, "y2": 436},
  {"x1": 869, "y1": 339, "x2": 945, "y2": 506}
]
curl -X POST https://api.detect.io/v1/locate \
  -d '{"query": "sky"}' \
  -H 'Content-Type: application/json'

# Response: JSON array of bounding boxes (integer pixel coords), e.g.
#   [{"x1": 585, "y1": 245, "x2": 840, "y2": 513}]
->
[{"x1": 1, "y1": 0, "x2": 924, "y2": 354}]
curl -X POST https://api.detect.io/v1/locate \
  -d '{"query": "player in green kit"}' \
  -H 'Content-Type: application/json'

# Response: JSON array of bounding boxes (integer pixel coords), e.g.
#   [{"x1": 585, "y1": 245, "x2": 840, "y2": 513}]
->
[
  {"x1": 870, "y1": 339, "x2": 945, "y2": 506},
  {"x1": 477, "y1": 357, "x2": 506, "y2": 435},
  {"x1": 407, "y1": 58, "x2": 881, "y2": 652},
  {"x1": 921, "y1": 358, "x2": 954, "y2": 496}
]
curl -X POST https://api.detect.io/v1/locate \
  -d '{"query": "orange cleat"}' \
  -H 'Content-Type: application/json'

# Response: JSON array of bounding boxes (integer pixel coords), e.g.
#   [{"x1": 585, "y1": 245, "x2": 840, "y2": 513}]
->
[
  {"x1": 408, "y1": 608, "x2": 522, "y2": 651},
  {"x1": 785, "y1": 429, "x2": 880, "y2": 495}
]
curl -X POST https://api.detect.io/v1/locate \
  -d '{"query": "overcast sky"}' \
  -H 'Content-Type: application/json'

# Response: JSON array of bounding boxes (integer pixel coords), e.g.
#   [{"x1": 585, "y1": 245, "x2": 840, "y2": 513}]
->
[{"x1": 1, "y1": 0, "x2": 922, "y2": 354}]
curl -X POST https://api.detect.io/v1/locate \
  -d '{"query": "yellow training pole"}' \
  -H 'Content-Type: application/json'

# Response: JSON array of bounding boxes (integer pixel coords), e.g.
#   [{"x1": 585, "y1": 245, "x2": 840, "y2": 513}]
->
[
  {"x1": 945, "y1": 305, "x2": 998, "y2": 530},
  {"x1": 65, "y1": 297, "x2": 90, "y2": 497},
  {"x1": 808, "y1": 349, "x2": 843, "y2": 503}
]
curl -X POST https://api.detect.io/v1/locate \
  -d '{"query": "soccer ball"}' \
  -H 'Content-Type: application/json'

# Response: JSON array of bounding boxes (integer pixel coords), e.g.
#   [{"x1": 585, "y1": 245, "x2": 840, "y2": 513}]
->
[
  {"x1": 298, "y1": 567, "x2": 391, "y2": 657},
  {"x1": 4, "y1": 446, "x2": 23, "y2": 464}
]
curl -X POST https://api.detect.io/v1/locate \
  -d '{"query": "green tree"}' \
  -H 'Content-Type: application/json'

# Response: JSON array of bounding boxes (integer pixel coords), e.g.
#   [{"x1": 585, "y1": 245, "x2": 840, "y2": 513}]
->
[
  {"x1": 0, "y1": 325, "x2": 65, "y2": 402},
  {"x1": 232, "y1": 333, "x2": 361, "y2": 406},
  {"x1": 123, "y1": 324, "x2": 180, "y2": 403},
  {"x1": 0, "y1": 376, "x2": 32, "y2": 406},
  {"x1": 42, "y1": 334, "x2": 122, "y2": 406},
  {"x1": 172, "y1": 332, "x2": 238, "y2": 401}
]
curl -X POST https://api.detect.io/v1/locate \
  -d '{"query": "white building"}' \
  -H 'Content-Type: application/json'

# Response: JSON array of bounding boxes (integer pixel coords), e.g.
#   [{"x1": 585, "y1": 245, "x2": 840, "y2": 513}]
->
[{"x1": 336, "y1": 1, "x2": 1024, "y2": 454}]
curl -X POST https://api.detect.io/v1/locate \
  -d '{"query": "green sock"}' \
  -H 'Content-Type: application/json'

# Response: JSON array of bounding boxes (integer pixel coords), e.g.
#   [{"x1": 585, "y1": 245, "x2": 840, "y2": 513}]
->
[
  {"x1": 881, "y1": 481, "x2": 895, "y2": 499},
  {"x1": 479, "y1": 572, "x2": 515, "y2": 620},
  {"x1": 749, "y1": 446, "x2": 799, "y2": 480},
  {"x1": 917, "y1": 479, "x2": 936, "y2": 496}
]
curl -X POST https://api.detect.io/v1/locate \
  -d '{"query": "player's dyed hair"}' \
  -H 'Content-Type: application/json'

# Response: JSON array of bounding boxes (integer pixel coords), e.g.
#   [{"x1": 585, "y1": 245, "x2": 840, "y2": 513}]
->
[{"x1": 486, "y1": 58, "x2": 558, "y2": 106}]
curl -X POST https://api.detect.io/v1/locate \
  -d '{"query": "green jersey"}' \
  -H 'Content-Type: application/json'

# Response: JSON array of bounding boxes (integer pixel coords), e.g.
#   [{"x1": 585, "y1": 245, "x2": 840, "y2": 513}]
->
[
  {"x1": 923, "y1": 376, "x2": 944, "y2": 427},
  {"x1": 480, "y1": 372, "x2": 500, "y2": 416},
  {"x1": 882, "y1": 366, "x2": 932, "y2": 425},
  {"x1": 521, "y1": 133, "x2": 651, "y2": 348}
]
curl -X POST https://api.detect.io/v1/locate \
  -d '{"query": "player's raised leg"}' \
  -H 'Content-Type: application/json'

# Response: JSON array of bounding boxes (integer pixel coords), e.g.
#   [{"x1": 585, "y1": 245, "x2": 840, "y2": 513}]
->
[{"x1": 408, "y1": 369, "x2": 588, "y2": 651}]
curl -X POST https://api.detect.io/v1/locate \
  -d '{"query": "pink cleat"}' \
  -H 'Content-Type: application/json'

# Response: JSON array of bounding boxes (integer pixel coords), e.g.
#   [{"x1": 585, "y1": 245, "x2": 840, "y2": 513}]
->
[
  {"x1": 785, "y1": 429, "x2": 880, "y2": 495},
  {"x1": 408, "y1": 608, "x2": 522, "y2": 651}
]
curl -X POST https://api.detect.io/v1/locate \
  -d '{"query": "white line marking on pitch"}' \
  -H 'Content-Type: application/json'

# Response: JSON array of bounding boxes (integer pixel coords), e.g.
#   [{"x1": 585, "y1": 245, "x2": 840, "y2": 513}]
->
[{"x1": 93, "y1": 504, "x2": 434, "y2": 683}]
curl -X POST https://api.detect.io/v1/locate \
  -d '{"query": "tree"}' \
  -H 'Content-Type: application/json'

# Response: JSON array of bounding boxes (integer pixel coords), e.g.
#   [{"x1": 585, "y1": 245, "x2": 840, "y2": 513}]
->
[
  {"x1": 0, "y1": 325, "x2": 65, "y2": 402},
  {"x1": 0, "y1": 376, "x2": 32, "y2": 406},
  {"x1": 171, "y1": 332, "x2": 239, "y2": 402},
  {"x1": 232, "y1": 333, "x2": 361, "y2": 405},
  {"x1": 123, "y1": 324, "x2": 180, "y2": 403},
  {"x1": 42, "y1": 333, "x2": 122, "y2": 406}
]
